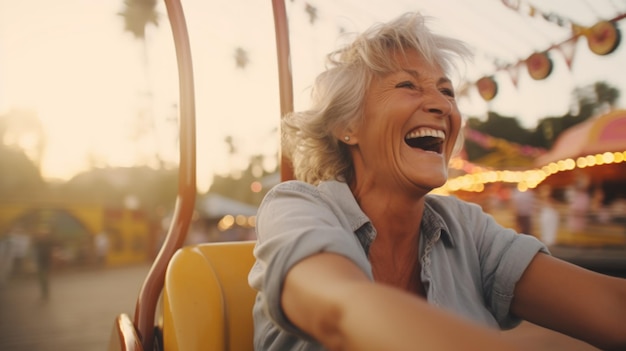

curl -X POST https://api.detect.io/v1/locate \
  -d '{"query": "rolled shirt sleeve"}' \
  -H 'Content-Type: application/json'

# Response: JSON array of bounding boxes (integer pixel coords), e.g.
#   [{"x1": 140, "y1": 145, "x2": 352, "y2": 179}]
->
[
  {"x1": 490, "y1": 233, "x2": 548, "y2": 328},
  {"x1": 249, "y1": 181, "x2": 371, "y2": 340},
  {"x1": 432, "y1": 196, "x2": 549, "y2": 329}
]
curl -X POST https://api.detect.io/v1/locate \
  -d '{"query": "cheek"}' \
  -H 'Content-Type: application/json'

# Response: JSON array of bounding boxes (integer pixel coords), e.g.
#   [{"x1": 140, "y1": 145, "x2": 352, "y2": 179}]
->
[
  {"x1": 448, "y1": 111, "x2": 463, "y2": 156},
  {"x1": 450, "y1": 104, "x2": 462, "y2": 131},
  {"x1": 448, "y1": 133, "x2": 463, "y2": 158}
]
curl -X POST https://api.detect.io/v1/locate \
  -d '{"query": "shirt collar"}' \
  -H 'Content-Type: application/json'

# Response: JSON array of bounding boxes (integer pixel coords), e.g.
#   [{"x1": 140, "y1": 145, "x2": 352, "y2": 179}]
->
[
  {"x1": 319, "y1": 180, "x2": 455, "y2": 248},
  {"x1": 319, "y1": 180, "x2": 370, "y2": 232},
  {"x1": 423, "y1": 197, "x2": 455, "y2": 248}
]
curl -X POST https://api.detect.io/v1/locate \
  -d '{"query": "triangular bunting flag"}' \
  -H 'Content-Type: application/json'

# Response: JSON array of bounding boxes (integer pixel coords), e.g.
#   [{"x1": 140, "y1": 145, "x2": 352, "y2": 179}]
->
[
  {"x1": 557, "y1": 36, "x2": 579, "y2": 69},
  {"x1": 506, "y1": 62, "x2": 522, "y2": 88}
]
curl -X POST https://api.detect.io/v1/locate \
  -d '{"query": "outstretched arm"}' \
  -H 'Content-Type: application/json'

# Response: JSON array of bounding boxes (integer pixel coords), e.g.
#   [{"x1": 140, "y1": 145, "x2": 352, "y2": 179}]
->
[
  {"x1": 512, "y1": 253, "x2": 626, "y2": 351},
  {"x1": 282, "y1": 252, "x2": 523, "y2": 351}
]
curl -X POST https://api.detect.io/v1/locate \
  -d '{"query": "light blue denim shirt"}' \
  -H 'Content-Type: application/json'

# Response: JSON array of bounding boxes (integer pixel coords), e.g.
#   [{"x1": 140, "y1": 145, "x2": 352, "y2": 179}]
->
[{"x1": 248, "y1": 180, "x2": 548, "y2": 351}]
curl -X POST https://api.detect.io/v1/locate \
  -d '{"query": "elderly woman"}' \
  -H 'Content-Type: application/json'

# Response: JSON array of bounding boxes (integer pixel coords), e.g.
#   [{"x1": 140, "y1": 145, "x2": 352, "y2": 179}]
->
[{"x1": 248, "y1": 12, "x2": 626, "y2": 351}]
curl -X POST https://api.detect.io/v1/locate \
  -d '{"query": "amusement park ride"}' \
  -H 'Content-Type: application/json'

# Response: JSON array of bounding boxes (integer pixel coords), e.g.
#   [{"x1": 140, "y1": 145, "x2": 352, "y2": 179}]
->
[
  {"x1": 108, "y1": 1, "x2": 292, "y2": 350},
  {"x1": 106, "y1": 1, "x2": 626, "y2": 350}
]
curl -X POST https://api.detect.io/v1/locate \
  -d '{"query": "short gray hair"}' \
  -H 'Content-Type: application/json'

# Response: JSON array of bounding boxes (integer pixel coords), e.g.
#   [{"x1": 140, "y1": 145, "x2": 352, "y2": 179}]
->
[{"x1": 282, "y1": 12, "x2": 472, "y2": 184}]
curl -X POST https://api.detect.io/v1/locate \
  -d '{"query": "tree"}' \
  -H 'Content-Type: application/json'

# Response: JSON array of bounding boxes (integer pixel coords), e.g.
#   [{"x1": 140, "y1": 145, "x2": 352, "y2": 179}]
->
[
  {"x1": 118, "y1": 0, "x2": 163, "y2": 167},
  {"x1": 0, "y1": 145, "x2": 45, "y2": 201},
  {"x1": 118, "y1": 0, "x2": 159, "y2": 40},
  {"x1": 464, "y1": 112, "x2": 538, "y2": 167},
  {"x1": 0, "y1": 109, "x2": 47, "y2": 201},
  {"x1": 590, "y1": 81, "x2": 619, "y2": 111},
  {"x1": 208, "y1": 153, "x2": 277, "y2": 207},
  {"x1": 58, "y1": 166, "x2": 178, "y2": 215},
  {"x1": 467, "y1": 112, "x2": 532, "y2": 146},
  {"x1": 540, "y1": 81, "x2": 620, "y2": 148}
]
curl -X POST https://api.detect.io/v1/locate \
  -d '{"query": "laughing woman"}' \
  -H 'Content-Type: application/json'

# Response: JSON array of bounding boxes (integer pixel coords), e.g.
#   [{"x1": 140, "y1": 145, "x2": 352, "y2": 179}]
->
[{"x1": 248, "y1": 12, "x2": 626, "y2": 351}]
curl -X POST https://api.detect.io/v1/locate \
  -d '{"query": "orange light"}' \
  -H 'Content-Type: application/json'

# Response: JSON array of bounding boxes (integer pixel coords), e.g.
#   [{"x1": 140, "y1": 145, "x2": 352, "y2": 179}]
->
[{"x1": 250, "y1": 181, "x2": 262, "y2": 193}]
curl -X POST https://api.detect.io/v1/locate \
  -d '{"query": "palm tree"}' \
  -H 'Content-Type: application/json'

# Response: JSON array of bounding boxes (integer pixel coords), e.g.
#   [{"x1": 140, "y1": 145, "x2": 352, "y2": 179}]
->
[
  {"x1": 118, "y1": 0, "x2": 163, "y2": 167},
  {"x1": 118, "y1": 0, "x2": 159, "y2": 40}
]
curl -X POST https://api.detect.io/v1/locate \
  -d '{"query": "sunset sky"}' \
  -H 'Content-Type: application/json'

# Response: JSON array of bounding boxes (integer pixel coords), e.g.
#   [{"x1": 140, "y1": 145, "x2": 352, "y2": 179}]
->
[{"x1": 1, "y1": 0, "x2": 625, "y2": 192}]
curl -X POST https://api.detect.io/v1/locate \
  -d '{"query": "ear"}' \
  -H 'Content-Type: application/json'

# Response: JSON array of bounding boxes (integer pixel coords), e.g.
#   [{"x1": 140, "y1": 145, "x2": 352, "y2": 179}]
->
[{"x1": 333, "y1": 125, "x2": 358, "y2": 145}]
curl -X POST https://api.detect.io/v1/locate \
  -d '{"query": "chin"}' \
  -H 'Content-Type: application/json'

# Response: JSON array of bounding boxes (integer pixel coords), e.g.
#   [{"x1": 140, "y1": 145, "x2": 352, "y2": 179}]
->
[
  {"x1": 405, "y1": 161, "x2": 449, "y2": 189},
  {"x1": 415, "y1": 173, "x2": 447, "y2": 190}
]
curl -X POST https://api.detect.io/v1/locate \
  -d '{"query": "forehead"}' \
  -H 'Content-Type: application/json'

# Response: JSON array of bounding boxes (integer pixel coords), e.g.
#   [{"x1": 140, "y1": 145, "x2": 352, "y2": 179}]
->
[{"x1": 386, "y1": 49, "x2": 447, "y2": 79}]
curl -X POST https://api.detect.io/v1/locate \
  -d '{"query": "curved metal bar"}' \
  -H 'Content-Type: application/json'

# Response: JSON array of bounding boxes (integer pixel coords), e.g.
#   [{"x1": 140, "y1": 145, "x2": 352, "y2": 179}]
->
[
  {"x1": 272, "y1": 0, "x2": 295, "y2": 181},
  {"x1": 133, "y1": 0, "x2": 197, "y2": 349}
]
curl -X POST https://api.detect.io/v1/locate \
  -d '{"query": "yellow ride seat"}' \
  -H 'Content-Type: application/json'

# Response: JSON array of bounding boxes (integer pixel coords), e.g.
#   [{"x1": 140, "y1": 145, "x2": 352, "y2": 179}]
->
[{"x1": 162, "y1": 240, "x2": 257, "y2": 351}]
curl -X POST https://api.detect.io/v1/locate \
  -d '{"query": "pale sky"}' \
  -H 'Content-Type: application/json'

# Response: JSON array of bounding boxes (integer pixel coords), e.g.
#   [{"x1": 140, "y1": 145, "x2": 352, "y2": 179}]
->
[{"x1": 1, "y1": 0, "x2": 625, "y2": 192}]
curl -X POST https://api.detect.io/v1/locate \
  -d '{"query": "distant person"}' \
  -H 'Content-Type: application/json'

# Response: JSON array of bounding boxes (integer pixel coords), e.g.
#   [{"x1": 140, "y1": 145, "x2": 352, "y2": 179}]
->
[
  {"x1": 567, "y1": 184, "x2": 590, "y2": 233},
  {"x1": 0, "y1": 236, "x2": 14, "y2": 286},
  {"x1": 511, "y1": 187, "x2": 535, "y2": 235},
  {"x1": 538, "y1": 187, "x2": 559, "y2": 246},
  {"x1": 33, "y1": 228, "x2": 55, "y2": 300},
  {"x1": 9, "y1": 226, "x2": 31, "y2": 275},
  {"x1": 94, "y1": 231, "x2": 109, "y2": 266}
]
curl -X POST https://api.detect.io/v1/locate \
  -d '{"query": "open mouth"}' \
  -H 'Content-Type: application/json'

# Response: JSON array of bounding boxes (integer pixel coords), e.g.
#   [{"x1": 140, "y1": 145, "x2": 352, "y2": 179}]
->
[{"x1": 405, "y1": 128, "x2": 445, "y2": 154}]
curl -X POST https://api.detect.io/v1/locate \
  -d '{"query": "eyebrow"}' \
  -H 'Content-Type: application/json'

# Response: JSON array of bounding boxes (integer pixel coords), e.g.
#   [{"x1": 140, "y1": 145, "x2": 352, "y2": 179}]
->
[{"x1": 402, "y1": 68, "x2": 452, "y2": 86}]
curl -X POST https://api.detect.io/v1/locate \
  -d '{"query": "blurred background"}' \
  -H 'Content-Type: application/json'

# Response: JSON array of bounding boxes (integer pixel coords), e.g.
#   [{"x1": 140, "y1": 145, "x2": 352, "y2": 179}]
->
[{"x1": 0, "y1": 0, "x2": 625, "y2": 350}]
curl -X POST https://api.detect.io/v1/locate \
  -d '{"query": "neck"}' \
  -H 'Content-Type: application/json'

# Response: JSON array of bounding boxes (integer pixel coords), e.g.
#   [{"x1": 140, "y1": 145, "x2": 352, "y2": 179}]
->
[{"x1": 351, "y1": 183, "x2": 426, "y2": 242}]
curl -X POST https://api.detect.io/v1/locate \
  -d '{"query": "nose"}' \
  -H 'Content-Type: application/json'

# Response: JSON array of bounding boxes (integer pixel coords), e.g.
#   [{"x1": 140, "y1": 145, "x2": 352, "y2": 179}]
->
[{"x1": 423, "y1": 90, "x2": 452, "y2": 117}]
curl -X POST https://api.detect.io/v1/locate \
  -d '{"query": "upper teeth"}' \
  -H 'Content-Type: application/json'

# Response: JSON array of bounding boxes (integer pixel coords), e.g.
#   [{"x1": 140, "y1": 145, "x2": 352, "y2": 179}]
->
[{"x1": 406, "y1": 128, "x2": 445, "y2": 140}]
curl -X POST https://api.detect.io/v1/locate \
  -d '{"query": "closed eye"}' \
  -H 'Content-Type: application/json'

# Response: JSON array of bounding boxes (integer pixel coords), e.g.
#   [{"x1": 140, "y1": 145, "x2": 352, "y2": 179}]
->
[
  {"x1": 440, "y1": 88, "x2": 455, "y2": 97},
  {"x1": 396, "y1": 81, "x2": 416, "y2": 89}
]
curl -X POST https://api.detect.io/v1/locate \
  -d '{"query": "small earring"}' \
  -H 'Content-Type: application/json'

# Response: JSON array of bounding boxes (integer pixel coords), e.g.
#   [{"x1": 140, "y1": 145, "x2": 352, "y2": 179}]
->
[{"x1": 344, "y1": 136, "x2": 351, "y2": 142}]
